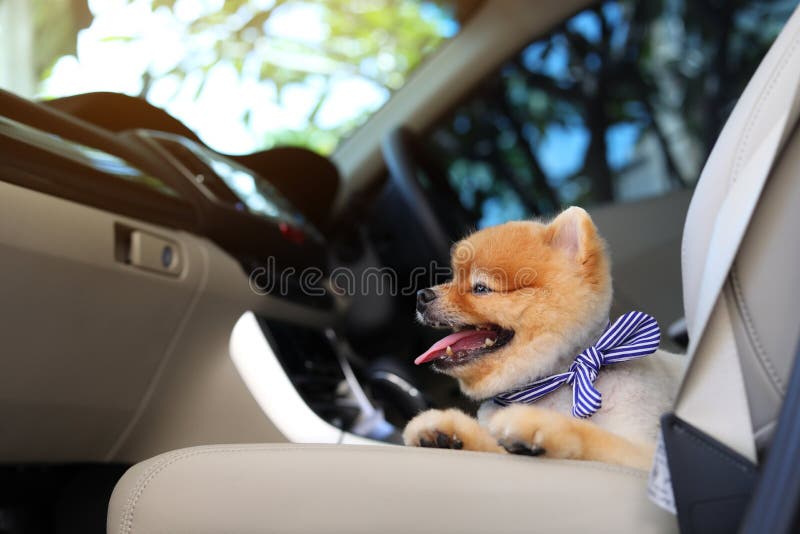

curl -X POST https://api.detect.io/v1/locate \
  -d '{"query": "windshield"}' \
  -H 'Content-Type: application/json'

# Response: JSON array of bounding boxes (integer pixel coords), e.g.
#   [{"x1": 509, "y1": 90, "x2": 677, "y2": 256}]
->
[{"x1": 0, "y1": 0, "x2": 459, "y2": 155}]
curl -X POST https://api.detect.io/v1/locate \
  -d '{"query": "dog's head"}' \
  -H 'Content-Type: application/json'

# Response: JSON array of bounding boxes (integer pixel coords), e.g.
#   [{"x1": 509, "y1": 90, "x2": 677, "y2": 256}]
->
[{"x1": 415, "y1": 207, "x2": 612, "y2": 399}]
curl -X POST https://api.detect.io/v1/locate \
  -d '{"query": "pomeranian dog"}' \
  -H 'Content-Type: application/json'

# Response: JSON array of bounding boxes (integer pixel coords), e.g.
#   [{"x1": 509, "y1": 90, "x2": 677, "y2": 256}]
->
[{"x1": 403, "y1": 207, "x2": 685, "y2": 469}]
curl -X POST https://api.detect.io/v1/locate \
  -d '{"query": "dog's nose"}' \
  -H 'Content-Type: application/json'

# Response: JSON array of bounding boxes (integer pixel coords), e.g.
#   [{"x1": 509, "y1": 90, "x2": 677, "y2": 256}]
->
[{"x1": 417, "y1": 288, "x2": 437, "y2": 309}]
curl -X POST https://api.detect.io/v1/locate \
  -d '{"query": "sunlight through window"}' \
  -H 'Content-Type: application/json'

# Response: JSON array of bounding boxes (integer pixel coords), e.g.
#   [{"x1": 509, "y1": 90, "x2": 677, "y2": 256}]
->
[{"x1": 12, "y1": 0, "x2": 459, "y2": 155}]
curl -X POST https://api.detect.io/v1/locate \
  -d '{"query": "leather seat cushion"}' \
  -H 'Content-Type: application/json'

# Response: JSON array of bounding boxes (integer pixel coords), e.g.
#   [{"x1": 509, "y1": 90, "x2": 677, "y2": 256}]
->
[{"x1": 108, "y1": 443, "x2": 675, "y2": 534}]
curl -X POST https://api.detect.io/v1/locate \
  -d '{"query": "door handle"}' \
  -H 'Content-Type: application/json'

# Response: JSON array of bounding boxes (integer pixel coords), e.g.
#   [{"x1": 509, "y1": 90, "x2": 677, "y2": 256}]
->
[{"x1": 115, "y1": 224, "x2": 182, "y2": 276}]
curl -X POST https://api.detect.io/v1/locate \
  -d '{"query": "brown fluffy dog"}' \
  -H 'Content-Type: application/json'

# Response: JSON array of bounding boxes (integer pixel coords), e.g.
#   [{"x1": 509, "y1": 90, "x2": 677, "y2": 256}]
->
[{"x1": 403, "y1": 207, "x2": 684, "y2": 469}]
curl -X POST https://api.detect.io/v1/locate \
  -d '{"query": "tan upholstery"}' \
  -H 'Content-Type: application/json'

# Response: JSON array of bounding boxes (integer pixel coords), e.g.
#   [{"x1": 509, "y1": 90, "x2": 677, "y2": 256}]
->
[
  {"x1": 108, "y1": 444, "x2": 675, "y2": 534},
  {"x1": 729, "y1": 124, "x2": 800, "y2": 449},
  {"x1": 682, "y1": 5, "x2": 800, "y2": 450},
  {"x1": 107, "y1": 4, "x2": 800, "y2": 534}
]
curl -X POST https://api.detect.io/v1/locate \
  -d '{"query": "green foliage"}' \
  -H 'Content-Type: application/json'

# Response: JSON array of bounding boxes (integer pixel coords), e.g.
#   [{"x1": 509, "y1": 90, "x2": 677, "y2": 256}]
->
[
  {"x1": 132, "y1": 0, "x2": 456, "y2": 153},
  {"x1": 31, "y1": 0, "x2": 91, "y2": 83},
  {"x1": 428, "y1": 0, "x2": 796, "y2": 227}
]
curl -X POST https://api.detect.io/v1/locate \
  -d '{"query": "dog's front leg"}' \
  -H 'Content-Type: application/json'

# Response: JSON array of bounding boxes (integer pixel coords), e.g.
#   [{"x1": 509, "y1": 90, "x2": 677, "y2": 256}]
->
[
  {"x1": 487, "y1": 405, "x2": 654, "y2": 469},
  {"x1": 403, "y1": 409, "x2": 506, "y2": 453}
]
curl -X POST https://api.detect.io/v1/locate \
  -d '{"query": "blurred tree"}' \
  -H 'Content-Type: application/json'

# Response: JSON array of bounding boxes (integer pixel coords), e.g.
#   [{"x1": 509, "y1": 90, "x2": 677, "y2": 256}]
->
[
  {"x1": 427, "y1": 0, "x2": 797, "y2": 227},
  {"x1": 30, "y1": 0, "x2": 457, "y2": 155},
  {"x1": 135, "y1": 0, "x2": 457, "y2": 153},
  {"x1": 33, "y1": 0, "x2": 92, "y2": 78}
]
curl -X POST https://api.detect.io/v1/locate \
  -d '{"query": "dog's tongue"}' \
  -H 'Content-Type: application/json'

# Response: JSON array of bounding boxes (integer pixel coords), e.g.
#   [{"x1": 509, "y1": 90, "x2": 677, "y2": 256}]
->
[{"x1": 415, "y1": 329, "x2": 497, "y2": 365}]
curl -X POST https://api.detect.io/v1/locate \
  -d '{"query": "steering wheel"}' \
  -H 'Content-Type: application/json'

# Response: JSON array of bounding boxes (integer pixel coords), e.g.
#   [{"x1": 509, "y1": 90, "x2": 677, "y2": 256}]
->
[{"x1": 380, "y1": 126, "x2": 474, "y2": 263}]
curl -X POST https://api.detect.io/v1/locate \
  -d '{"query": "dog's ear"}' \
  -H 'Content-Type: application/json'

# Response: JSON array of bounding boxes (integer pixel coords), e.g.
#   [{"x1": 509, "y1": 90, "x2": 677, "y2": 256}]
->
[{"x1": 545, "y1": 207, "x2": 598, "y2": 260}]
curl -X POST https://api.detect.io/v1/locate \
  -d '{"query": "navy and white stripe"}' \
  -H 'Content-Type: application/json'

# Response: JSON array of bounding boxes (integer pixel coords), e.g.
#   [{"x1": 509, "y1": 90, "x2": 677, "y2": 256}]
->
[{"x1": 493, "y1": 311, "x2": 660, "y2": 418}]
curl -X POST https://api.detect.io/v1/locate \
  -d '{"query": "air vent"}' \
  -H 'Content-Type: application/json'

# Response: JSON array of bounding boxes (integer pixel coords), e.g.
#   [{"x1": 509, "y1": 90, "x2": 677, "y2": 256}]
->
[{"x1": 257, "y1": 318, "x2": 360, "y2": 430}]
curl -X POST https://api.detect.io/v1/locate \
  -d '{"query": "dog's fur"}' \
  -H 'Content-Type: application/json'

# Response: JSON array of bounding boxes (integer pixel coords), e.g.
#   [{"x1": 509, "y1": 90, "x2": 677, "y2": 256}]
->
[{"x1": 403, "y1": 207, "x2": 685, "y2": 469}]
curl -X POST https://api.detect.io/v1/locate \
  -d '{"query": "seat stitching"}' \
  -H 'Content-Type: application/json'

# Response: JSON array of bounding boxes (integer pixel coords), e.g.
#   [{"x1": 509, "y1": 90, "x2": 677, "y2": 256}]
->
[
  {"x1": 684, "y1": 30, "x2": 798, "y2": 393},
  {"x1": 684, "y1": 31, "x2": 799, "y2": 340},
  {"x1": 117, "y1": 445, "x2": 646, "y2": 532},
  {"x1": 119, "y1": 448, "x2": 187, "y2": 534},
  {"x1": 730, "y1": 33, "x2": 800, "y2": 187},
  {"x1": 730, "y1": 268, "x2": 785, "y2": 394}
]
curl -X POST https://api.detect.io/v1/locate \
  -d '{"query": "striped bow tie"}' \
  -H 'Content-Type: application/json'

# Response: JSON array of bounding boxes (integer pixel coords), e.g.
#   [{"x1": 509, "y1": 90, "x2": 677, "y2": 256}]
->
[{"x1": 493, "y1": 311, "x2": 660, "y2": 418}]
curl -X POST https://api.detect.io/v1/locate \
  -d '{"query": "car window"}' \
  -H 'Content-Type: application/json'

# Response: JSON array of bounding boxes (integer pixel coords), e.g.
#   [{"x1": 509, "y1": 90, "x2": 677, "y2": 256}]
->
[
  {"x1": 426, "y1": 0, "x2": 797, "y2": 228},
  {"x1": 0, "y1": 0, "x2": 460, "y2": 155}
]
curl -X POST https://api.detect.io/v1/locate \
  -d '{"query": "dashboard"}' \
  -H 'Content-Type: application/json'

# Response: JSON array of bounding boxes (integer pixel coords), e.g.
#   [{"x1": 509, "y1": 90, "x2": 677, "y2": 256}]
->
[
  {"x1": 0, "y1": 88, "x2": 416, "y2": 453},
  {"x1": 0, "y1": 89, "x2": 333, "y2": 308}
]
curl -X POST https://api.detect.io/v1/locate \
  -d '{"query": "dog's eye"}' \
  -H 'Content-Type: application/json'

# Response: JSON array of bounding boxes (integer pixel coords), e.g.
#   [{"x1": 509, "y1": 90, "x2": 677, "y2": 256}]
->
[{"x1": 472, "y1": 283, "x2": 492, "y2": 295}]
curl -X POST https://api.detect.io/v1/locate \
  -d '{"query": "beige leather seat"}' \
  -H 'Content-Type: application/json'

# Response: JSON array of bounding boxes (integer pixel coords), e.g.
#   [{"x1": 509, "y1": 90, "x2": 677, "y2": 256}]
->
[{"x1": 107, "y1": 6, "x2": 800, "y2": 533}]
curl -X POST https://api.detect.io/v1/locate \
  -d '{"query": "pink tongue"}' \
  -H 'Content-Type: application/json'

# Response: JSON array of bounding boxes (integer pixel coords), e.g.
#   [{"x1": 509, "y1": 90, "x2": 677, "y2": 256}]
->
[{"x1": 415, "y1": 329, "x2": 497, "y2": 365}]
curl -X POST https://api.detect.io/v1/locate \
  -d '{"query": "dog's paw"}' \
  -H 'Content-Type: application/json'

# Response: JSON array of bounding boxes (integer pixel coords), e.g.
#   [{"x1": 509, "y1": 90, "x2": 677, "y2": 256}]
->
[
  {"x1": 403, "y1": 409, "x2": 505, "y2": 453},
  {"x1": 488, "y1": 405, "x2": 584, "y2": 459}
]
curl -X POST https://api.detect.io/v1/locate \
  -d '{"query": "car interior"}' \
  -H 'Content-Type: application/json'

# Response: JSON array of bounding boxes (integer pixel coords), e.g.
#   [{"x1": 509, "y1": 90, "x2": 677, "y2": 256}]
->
[{"x1": 1, "y1": 0, "x2": 800, "y2": 532}]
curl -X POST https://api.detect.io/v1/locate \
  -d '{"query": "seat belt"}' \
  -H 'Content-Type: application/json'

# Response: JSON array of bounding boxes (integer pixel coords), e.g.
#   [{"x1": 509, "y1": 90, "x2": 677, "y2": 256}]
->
[
  {"x1": 648, "y1": 20, "x2": 800, "y2": 523},
  {"x1": 674, "y1": 110, "x2": 796, "y2": 463},
  {"x1": 676, "y1": 38, "x2": 800, "y2": 460}
]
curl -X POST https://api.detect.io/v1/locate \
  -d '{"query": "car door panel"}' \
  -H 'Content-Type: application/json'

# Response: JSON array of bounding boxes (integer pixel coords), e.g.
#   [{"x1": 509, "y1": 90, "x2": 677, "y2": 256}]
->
[{"x1": 0, "y1": 180, "x2": 203, "y2": 460}]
